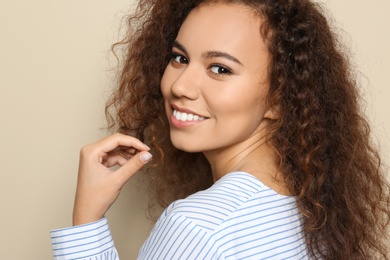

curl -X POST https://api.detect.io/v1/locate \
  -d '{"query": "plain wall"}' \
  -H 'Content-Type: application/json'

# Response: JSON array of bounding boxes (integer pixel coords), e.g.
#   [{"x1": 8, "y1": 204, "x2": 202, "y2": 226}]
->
[{"x1": 0, "y1": 0, "x2": 388, "y2": 259}]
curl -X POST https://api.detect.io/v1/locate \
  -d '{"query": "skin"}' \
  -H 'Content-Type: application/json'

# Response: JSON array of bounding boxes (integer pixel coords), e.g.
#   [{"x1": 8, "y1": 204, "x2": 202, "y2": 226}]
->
[
  {"x1": 73, "y1": 133, "x2": 152, "y2": 225},
  {"x1": 73, "y1": 3, "x2": 288, "y2": 226},
  {"x1": 161, "y1": 4, "x2": 287, "y2": 191}
]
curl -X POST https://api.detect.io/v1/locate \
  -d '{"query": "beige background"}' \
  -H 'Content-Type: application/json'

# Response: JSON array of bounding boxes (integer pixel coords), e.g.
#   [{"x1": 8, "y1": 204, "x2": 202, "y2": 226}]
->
[{"x1": 0, "y1": 0, "x2": 389, "y2": 259}]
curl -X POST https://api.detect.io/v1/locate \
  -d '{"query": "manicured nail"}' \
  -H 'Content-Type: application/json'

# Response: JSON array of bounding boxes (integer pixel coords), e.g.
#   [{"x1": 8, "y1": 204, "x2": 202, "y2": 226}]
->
[
  {"x1": 143, "y1": 144, "x2": 150, "y2": 150},
  {"x1": 140, "y1": 152, "x2": 152, "y2": 163}
]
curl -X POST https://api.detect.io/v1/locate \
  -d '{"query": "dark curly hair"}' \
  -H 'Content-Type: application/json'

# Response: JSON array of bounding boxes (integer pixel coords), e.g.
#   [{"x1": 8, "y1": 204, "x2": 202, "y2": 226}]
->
[{"x1": 106, "y1": 0, "x2": 390, "y2": 258}]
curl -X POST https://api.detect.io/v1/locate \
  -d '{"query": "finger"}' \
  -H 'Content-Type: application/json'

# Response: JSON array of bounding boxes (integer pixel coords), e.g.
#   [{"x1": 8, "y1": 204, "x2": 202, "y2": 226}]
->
[
  {"x1": 120, "y1": 147, "x2": 137, "y2": 156},
  {"x1": 107, "y1": 147, "x2": 137, "y2": 159},
  {"x1": 105, "y1": 149, "x2": 129, "y2": 159},
  {"x1": 115, "y1": 151, "x2": 153, "y2": 184},
  {"x1": 98, "y1": 133, "x2": 150, "y2": 156},
  {"x1": 102, "y1": 154, "x2": 129, "y2": 168},
  {"x1": 107, "y1": 146, "x2": 136, "y2": 154}
]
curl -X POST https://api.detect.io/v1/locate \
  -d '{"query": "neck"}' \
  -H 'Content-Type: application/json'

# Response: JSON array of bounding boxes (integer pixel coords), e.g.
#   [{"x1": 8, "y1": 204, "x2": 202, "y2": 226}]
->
[{"x1": 204, "y1": 132, "x2": 290, "y2": 196}]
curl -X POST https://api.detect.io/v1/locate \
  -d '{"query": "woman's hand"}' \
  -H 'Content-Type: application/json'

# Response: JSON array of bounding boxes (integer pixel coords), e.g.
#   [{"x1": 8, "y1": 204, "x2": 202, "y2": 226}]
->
[{"x1": 72, "y1": 133, "x2": 153, "y2": 226}]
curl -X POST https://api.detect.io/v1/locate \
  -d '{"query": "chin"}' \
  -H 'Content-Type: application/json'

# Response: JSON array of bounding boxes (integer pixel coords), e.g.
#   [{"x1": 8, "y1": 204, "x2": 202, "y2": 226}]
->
[{"x1": 170, "y1": 138, "x2": 203, "y2": 153}]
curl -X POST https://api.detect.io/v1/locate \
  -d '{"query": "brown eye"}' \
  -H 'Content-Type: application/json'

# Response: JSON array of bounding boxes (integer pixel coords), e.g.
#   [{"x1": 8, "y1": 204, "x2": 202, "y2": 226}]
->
[
  {"x1": 209, "y1": 64, "x2": 232, "y2": 76},
  {"x1": 171, "y1": 53, "x2": 188, "y2": 64}
]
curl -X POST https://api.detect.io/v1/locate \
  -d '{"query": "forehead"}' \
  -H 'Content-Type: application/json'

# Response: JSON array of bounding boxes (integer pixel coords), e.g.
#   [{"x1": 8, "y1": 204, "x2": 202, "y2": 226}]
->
[{"x1": 176, "y1": 3, "x2": 267, "y2": 59}]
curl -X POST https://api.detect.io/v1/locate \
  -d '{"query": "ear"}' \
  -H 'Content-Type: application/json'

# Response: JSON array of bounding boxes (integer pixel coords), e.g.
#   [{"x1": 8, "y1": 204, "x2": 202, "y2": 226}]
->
[{"x1": 263, "y1": 105, "x2": 279, "y2": 120}]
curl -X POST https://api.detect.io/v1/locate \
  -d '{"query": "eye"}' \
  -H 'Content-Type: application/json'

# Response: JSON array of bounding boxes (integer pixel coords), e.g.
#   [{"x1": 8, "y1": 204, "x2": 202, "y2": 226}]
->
[
  {"x1": 171, "y1": 53, "x2": 188, "y2": 64},
  {"x1": 209, "y1": 64, "x2": 232, "y2": 76}
]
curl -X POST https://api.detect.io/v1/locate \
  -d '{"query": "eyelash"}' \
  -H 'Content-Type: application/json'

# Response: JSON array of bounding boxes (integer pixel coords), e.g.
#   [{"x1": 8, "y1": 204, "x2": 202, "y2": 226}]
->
[
  {"x1": 208, "y1": 64, "x2": 232, "y2": 76},
  {"x1": 170, "y1": 53, "x2": 188, "y2": 64},
  {"x1": 170, "y1": 52, "x2": 233, "y2": 77}
]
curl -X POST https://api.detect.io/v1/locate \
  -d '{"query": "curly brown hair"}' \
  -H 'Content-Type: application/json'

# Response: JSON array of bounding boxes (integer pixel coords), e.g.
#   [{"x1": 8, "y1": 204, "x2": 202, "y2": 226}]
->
[{"x1": 106, "y1": 0, "x2": 390, "y2": 258}]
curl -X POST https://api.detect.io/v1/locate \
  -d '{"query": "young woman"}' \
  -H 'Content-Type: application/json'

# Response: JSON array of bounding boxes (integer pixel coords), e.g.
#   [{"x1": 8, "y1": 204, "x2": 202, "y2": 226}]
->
[{"x1": 51, "y1": 0, "x2": 390, "y2": 259}]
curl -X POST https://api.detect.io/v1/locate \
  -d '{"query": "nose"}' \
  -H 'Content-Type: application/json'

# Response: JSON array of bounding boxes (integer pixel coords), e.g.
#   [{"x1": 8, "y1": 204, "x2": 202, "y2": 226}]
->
[{"x1": 170, "y1": 64, "x2": 201, "y2": 100}]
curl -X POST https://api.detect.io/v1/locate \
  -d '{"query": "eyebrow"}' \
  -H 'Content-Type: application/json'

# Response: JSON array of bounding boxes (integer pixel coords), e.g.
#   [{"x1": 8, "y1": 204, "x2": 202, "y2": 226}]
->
[
  {"x1": 172, "y1": 41, "x2": 189, "y2": 57},
  {"x1": 172, "y1": 40, "x2": 243, "y2": 66},
  {"x1": 203, "y1": 51, "x2": 243, "y2": 65}
]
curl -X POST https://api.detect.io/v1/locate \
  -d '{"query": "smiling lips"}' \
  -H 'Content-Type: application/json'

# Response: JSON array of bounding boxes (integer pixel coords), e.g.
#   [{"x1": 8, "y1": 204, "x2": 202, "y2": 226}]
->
[{"x1": 173, "y1": 109, "x2": 206, "y2": 122}]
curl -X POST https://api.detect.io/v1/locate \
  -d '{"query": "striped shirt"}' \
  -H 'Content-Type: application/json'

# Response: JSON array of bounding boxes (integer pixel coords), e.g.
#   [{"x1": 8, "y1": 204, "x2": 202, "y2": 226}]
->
[
  {"x1": 51, "y1": 218, "x2": 118, "y2": 259},
  {"x1": 51, "y1": 171, "x2": 309, "y2": 259}
]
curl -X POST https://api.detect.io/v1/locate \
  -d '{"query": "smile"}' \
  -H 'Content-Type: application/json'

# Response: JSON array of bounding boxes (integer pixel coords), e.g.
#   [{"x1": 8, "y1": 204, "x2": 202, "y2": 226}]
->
[{"x1": 173, "y1": 109, "x2": 206, "y2": 122}]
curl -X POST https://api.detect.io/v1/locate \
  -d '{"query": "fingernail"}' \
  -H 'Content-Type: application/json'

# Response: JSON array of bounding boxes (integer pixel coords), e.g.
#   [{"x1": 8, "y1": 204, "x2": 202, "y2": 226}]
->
[
  {"x1": 140, "y1": 152, "x2": 152, "y2": 163},
  {"x1": 143, "y1": 144, "x2": 150, "y2": 150}
]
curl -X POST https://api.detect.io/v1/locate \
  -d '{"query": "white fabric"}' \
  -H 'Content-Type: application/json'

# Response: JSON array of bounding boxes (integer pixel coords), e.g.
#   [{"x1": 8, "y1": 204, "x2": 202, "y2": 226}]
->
[
  {"x1": 51, "y1": 171, "x2": 309, "y2": 259},
  {"x1": 51, "y1": 217, "x2": 118, "y2": 259}
]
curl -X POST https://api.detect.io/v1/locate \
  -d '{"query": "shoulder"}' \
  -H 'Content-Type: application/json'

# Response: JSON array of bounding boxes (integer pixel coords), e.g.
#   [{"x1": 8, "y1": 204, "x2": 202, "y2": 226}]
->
[
  {"x1": 141, "y1": 172, "x2": 307, "y2": 259},
  {"x1": 164, "y1": 171, "x2": 281, "y2": 231}
]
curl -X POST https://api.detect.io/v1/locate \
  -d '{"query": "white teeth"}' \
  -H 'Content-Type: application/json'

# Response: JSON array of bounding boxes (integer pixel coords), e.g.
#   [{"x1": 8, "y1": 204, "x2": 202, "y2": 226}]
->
[
  {"x1": 173, "y1": 109, "x2": 205, "y2": 121},
  {"x1": 180, "y1": 113, "x2": 187, "y2": 121}
]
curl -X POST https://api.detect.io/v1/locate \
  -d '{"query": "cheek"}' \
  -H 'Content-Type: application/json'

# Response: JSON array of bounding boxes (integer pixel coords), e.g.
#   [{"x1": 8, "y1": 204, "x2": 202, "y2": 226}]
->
[
  {"x1": 212, "y1": 89, "x2": 269, "y2": 130},
  {"x1": 209, "y1": 85, "x2": 266, "y2": 115},
  {"x1": 160, "y1": 70, "x2": 169, "y2": 98}
]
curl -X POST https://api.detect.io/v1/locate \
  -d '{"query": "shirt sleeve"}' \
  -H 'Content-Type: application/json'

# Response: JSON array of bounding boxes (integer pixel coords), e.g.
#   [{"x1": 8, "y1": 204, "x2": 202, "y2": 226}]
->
[{"x1": 50, "y1": 217, "x2": 119, "y2": 260}]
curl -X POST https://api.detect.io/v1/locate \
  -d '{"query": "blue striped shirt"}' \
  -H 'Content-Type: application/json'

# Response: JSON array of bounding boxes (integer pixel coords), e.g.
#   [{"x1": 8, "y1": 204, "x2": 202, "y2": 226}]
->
[
  {"x1": 51, "y1": 217, "x2": 118, "y2": 259},
  {"x1": 51, "y1": 171, "x2": 309, "y2": 259}
]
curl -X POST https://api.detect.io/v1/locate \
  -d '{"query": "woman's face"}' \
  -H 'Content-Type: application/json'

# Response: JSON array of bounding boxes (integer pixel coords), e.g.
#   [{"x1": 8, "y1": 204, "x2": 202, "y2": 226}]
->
[{"x1": 161, "y1": 3, "x2": 274, "y2": 154}]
